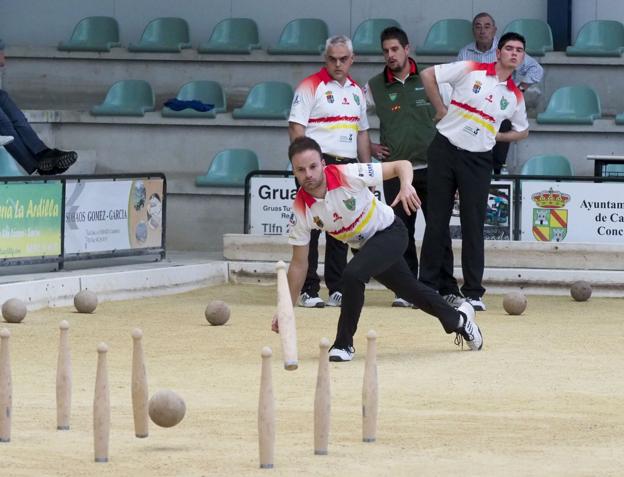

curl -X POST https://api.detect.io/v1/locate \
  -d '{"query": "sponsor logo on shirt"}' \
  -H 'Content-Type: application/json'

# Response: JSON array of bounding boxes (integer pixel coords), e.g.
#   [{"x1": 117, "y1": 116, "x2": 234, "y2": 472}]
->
[
  {"x1": 485, "y1": 94, "x2": 493, "y2": 103},
  {"x1": 343, "y1": 197, "x2": 356, "y2": 211},
  {"x1": 472, "y1": 81, "x2": 482, "y2": 94},
  {"x1": 339, "y1": 133, "x2": 354, "y2": 143},
  {"x1": 500, "y1": 96, "x2": 509, "y2": 110},
  {"x1": 332, "y1": 212, "x2": 342, "y2": 222},
  {"x1": 289, "y1": 213, "x2": 297, "y2": 226},
  {"x1": 463, "y1": 125, "x2": 480, "y2": 136},
  {"x1": 367, "y1": 164, "x2": 374, "y2": 177},
  {"x1": 325, "y1": 91, "x2": 334, "y2": 103},
  {"x1": 292, "y1": 94, "x2": 301, "y2": 105},
  {"x1": 342, "y1": 97, "x2": 350, "y2": 105}
]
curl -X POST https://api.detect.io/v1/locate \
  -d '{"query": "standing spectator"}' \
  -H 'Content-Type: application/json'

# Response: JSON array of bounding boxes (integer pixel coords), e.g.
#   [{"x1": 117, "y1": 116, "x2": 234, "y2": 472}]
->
[
  {"x1": 457, "y1": 12, "x2": 543, "y2": 173},
  {"x1": 365, "y1": 26, "x2": 462, "y2": 308},
  {"x1": 288, "y1": 35, "x2": 371, "y2": 308},
  {"x1": 0, "y1": 38, "x2": 78, "y2": 175},
  {"x1": 419, "y1": 32, "x2": 530, "y2": 312}
]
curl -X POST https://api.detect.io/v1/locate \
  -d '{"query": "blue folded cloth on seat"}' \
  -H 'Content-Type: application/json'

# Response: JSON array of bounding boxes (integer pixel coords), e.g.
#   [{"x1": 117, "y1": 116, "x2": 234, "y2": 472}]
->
[{"x1": 163, "y1": 98, "x2": 214, "y2": 112}]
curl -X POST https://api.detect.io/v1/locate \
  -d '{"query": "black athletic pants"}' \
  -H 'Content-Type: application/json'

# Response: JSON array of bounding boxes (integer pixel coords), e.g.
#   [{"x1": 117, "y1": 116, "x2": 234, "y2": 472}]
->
[
  {"x1": 332, "y1": 218, "x2": 461, "y2": 349},
  {"x1": 492, "y1": 120, "x2": 511, "y2": 174},
  {"x1": 301, "y1": 154, "x2": 358, "y2": 297},
  {"x1": 420, "y1": 133, "x2": 492, "y2": 299},
  {"x1": 383, "y1": 168, "x2": 459, "y2": 296}
]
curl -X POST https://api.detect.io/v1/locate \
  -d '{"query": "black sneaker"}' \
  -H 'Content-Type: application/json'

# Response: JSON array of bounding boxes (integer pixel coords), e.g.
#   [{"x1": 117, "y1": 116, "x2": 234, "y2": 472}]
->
[{"x1": 37, "y1": 148, "x2": 77, "y2": 173}]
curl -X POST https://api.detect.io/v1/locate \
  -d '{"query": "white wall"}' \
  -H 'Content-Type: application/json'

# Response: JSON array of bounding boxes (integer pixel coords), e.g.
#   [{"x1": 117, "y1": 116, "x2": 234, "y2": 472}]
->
[{"x1": 1, "y1": 0, "x2": 547, "y2": 48}]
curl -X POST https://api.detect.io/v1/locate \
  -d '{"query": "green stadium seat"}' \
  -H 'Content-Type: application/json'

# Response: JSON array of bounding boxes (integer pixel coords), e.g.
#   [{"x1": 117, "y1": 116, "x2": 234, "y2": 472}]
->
[
  {"x1": 198, "y1": 18, "x2": 261, "y2": 54},
  {"x1": 615, "y1": 112, "x2": 624, "y2": 125},
  {"x1": 520, "y1": 155, "x2": 574, "y2": 176},
  {"x1": 352, "y1": 19, "x2": 401, "y2": 54},
  {"x1": 196, "y1": 149, "x2": 259, "y2": 187},
  {"x1": 536, "y1": 86, "x2": 601, "y2": 125},
  {"x1": 414, "y1": 19, "x2": 473, "y2": 55},
  {"x1": 566, "y1": 20, "x2": 624, "y2": 57},
  {"x1": 503, "y1": 19, "x2": 553, "y2": 56},
  {"x1": 267, "y1": 18, "x2": 328, "y2": 55},
  {"x1": 232, "y1": 81, "x2": 293, "y2": 120},
  {"x1": 91, "y1": 80, "x2": 155, "y2": 116},
  {"x1": 161, "y1": 81, "x2": 226, "y2": 118},
  {"x1": 58, "y1": 16, "x2": 121, "y2": 52},
  {"x1": 128, "y1": 17, "x2": 191, "y2": 53},
  {"x1": 0, "y1": 147, "x2": 26, "y2": 177}
]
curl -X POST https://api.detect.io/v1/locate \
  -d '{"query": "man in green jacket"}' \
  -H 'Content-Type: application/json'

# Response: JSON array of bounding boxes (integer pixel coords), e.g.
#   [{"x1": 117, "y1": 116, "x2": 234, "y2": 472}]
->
[{"x1": 365, "y1": 27, "x2": 462, "y2": 308}]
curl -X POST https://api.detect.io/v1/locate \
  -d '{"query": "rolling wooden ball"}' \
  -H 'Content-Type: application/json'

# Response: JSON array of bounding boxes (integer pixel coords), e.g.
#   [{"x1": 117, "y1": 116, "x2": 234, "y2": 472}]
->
[
  {"x1": 2, "y1": 298, "x2": 27, "y2": 323},
  {"x1": 148, "y1": 389, "x2": 186, "y2": 428},
  {"x1": 74, "y1": 290, "x2": 98, "y2": 313},
  {"x1": 570, "y1": 281, "x2": 592, "y2": 302},
  {"x1": 502, "y1": 291, "x2": 527, "y2": 316},
  {"x1": 205, "y1": 300, "x2": 230, "y2": 326}
]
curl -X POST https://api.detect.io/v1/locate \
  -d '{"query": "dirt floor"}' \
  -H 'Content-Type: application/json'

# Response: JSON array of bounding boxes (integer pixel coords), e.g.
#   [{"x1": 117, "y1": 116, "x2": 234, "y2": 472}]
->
[{"x1": 1, "y1": 284, "x2": 623, "y2": 477}]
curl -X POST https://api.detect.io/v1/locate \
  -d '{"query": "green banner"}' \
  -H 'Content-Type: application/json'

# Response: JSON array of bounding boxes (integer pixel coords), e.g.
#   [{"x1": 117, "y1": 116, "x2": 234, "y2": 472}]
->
[{"x1": 0, "y1": 182, "x2": 63, "y2": 259}]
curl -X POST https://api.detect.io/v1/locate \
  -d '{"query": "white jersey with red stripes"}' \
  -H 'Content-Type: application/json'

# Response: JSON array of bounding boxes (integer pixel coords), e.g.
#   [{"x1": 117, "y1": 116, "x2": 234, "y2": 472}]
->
[
  {"x1": 434, "y1": 61, "x2": 529, "y2": 152},
  {"x1": 289, "y1": 67, "x2": 369, "y2": 158},
  {"x1": 288, "y1": 163, "x2": 394, "y2": 249}
]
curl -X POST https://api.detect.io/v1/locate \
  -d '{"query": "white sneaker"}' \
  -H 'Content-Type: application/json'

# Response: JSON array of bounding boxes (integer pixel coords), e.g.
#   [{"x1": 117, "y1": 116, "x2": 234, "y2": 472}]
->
[
  {"x1": 0, "y1": 135, "x2": 14, "y2": 147},
  {"x1": 329, "y1": 346, "x2": 354, "y2": 362},
  {"x1": 298, "y1": 292, "x2": 325, "y2": 308},
  {"x1": 455, "y1": 302, "x2": 483, "y2": 351},
  {"x1": 442, "y1": 293, "x2": 466, "y2": 308},
  {"x1": 466, "y1": 296, "x2": 486, "y2": 311},
  {"x1": 392, "y1": 297, "x2": 412, "y2": 307},
  {"x1": 327, "y1": 291, "x2": 342, "y2": 307}
]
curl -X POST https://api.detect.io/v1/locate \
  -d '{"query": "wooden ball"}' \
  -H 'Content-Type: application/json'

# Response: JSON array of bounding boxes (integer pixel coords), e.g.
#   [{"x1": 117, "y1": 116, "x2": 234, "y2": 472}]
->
[
  {"x1": 148, "y1": 390, "x2": 186, "y2": 428},
  {"x1": 2, "y1": 298, "x2": 27, "y2": 323},
  {"x1": 74, "y1": 290, "x2": 98, "y2": 313},
  {"x1": 205, "y1": 300, "x2": 230, "y2": 326},
  {"x1": 502, "y1": 291, "x2": 527, "y2": 315},
  {"x1": 570, "y1": 281, "x2": 592, "y2": 302}
]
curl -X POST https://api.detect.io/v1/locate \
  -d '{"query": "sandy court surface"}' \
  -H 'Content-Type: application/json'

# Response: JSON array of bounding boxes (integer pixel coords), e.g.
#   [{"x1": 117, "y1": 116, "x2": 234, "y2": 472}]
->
[{"x1": 1, "y1": 284, "x2": 623, "y2": 476}]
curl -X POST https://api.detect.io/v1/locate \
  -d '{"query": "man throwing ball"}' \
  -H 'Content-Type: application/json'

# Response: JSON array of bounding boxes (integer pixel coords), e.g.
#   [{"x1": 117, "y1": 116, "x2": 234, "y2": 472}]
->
[{"x1": 271, "y1": 136, "x2": 482, "y2": 361}]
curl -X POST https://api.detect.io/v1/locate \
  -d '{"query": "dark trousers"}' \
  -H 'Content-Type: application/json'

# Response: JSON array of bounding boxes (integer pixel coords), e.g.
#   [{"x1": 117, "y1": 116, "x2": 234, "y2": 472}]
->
[
  {"x1": 383, "y1": 169, "x2": 459, "y2": 295},
  {"x1": 301, "y1": 154, "x2": 357, "y2": 297},
  {"x1": 492, "y1": 120, "x2": 511, "y2": 174},
  {"x1": 420, "y1": 133, "x2": 492, "y2": 299},
  {"x1": 332, "y1": 218, "x2": 461, "y2": 349},
  {"x1": 0, "y1": 90, "x2": 47, "y2": 174}
]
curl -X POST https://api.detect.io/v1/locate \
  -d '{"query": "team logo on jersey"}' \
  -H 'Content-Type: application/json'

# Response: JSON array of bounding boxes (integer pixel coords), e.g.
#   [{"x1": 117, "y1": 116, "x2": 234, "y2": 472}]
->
[
  {"x1": 332, "y1": 212, "x2": 342, "y2": 222},
  {"x1": 500, "y1": 96, "x2": 509, "y2": 110},
  {"x1": 388, "y1": 93, "x2": 398, "y2": 102},
  {"x1": 343, "y1": 197, "x2": 356, "y2": 211},
  {"x1": 292, "y1": 94, "x2": 301, "y2": 105},
  {"x1": 353, "y1": 93, "x2": 360, "y2": 105},
  {"x1": 313, "y1": 216, "x2": 324, "y2": 228},
  {"x1": 342, "y1": 97, "x2": 350, "y2": 105},
  {"x1": 289, "y1": 213, "x2": 297, "y2": 226},
  {"x1": 485, "y1": 94, "x2": 493, "y2": 103},
  {"x1": 325, "y1": 91, "x2": 334, "y2": 103},
  {"x1": 472, "y1": 81, "x2": 482, "y2": 94}
]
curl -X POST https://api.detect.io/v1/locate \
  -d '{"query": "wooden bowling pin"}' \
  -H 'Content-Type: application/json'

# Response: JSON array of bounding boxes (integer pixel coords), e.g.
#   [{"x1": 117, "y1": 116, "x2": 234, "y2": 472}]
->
[
  {"x1": 362, "y1": 330, "x2": 378, "y2": 443},
  {"x1": 131, "y1": 328, "x2": 149, "y2": 438},
  {"x1": 56, "y1": 320, "x2": 72, "y2": 430},
  {"x1": 314, "y1": 338, "x2": 330, "y2": 455},
  {"x1": 0, "y1": 328, "x2": 11, "y2": 443},
  {"x1": 93, "y1": 342, "x2": 110, "y2": 462},
  {"x1": 275, "y1": 261, "x2": 298, "y2": 370},
  {"x1": 258, "y1": 347, "x2": 275, "y2": 469}
]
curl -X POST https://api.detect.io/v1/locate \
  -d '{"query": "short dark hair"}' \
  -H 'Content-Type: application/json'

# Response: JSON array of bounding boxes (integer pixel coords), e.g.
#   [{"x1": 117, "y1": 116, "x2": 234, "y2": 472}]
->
[
  {"x1": 380, "y1": 26, "x2": 409, "y2": 48},
  {"x1": 498, "y1": 32, "x2": 526, "y2": 50},
  {"x1": 288, "y1": 136, "x2": 322, "y2": 161}
]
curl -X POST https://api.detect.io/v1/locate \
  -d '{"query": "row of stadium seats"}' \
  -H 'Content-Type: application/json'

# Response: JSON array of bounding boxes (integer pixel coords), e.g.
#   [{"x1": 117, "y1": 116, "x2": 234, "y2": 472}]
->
[
  {"x1": 90, "y1": 80, "x2": 293, "y2": 119},
  {"x1": 537, "y1": 85, "x2": 624, "y2": 125},
  {"x1": 56, "y1": 16, "x2": 624, "y2": 57}
]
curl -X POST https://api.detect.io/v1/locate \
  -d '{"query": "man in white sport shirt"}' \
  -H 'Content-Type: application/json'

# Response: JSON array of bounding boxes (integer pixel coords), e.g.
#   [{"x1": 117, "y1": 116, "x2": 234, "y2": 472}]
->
[
  {"x1": 271, "y1": 136, "x2": 482, "y2": 362},
  {"x1": 288, "y1": 35, "x2": 371, "y2": 309},
  {"x1": 419, "y1": 32, "x2": 530, "y2": 313}
]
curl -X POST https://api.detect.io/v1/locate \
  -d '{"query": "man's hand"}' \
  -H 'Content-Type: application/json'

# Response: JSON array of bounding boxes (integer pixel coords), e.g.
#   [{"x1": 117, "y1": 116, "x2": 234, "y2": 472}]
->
[
  {"x1": 433, "y1": 106, "x2": 448, "y2": 122},
  {"x1": 370, "y1": 142, "x2": 390, "y2": 161},
  {"x1": 271, "y1": 313, "x2": 279, "y2": 333},
  {"x1": 390, "y1": 184, "x2": 421, "y2": 215}
]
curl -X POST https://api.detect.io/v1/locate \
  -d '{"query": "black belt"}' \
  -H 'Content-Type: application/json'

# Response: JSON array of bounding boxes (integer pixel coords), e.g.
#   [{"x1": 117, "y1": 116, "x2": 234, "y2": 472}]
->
[{"x1": 322, "y1": 153, "x2": 357, "y2": 163}]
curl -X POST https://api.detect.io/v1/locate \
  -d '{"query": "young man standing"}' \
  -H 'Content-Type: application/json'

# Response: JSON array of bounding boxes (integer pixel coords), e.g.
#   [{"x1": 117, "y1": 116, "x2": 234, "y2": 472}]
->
[
  {"x1": 272, "y1": 136, "x2": 482, "y2": 362},
  {"x1": 288, "y1": 35, "x2": 371, "y2": 309},
  {"x1": 365, "y1": 26, "x2": 460, "y2": 308},
  {"x1": 419, "y1": 32, "x2": 530, "y2": 312}
]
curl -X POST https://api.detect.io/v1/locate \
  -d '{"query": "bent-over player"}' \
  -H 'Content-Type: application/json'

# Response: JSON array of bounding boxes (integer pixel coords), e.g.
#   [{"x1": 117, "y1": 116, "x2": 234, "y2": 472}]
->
[{"x1": 271, "y1": 136, "x2": 482, "y2": 361}]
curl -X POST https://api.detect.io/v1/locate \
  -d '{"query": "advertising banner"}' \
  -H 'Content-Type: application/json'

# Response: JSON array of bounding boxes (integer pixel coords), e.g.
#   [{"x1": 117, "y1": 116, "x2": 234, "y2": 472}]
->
[
  {"x1": 520, "y1": 180, "x2": 624, "y2": 243},
  {"x1": 0, "y1": 182, "x2": 63, "y2": 259},
  {"x1": 65, "y1": 178, "x2": 164, "y2": 254}
]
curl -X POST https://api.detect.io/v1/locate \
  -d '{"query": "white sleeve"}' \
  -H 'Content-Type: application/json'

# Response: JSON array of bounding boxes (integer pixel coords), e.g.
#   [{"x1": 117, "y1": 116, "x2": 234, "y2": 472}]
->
[
  {"x1": 364, "y1": 82, "x2": 375, "y2": 111},
  {"x1": 288, "y1": 81, "x2": 315, "y2": 127},
  {"x1": 356, "y1": 86, "x2": 369, "y2": 131},
  {"x1": 343, "y1": 163, "x2": 383, "y2": 188},
  {"x1": 434, "y1": 61, "x2": 471, "y2": 86},
  {"x1": 287, "y1": 210, "x2": 312, "y2": 246},
  {"x1": 510, "y1": 99, "x2": 529, "y2": 132}
]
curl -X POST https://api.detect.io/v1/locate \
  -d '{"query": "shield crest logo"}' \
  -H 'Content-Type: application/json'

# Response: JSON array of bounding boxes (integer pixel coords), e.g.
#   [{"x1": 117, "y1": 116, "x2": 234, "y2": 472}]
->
[
  {"x1": 343, "y1": 197, "x2": 356, "y2": 211},
  {"x1": 325, "y1": 91, "x2": 334, "y2": 103},
  {"x1": 388, "y1": 93, "x2": 398, "y2": 102},
  {"x1": 353, "y1": 93, "x2": 360, "y2": 105},
  {"x1": 531, "y1": 188, "x2": 570, "y2": 242},
  {"x1": 472, "y1": 80, "x2": 482, "y2": 94},
  {"x1": 500, "y1": 96, "x2": 509, "y2": 110}
]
